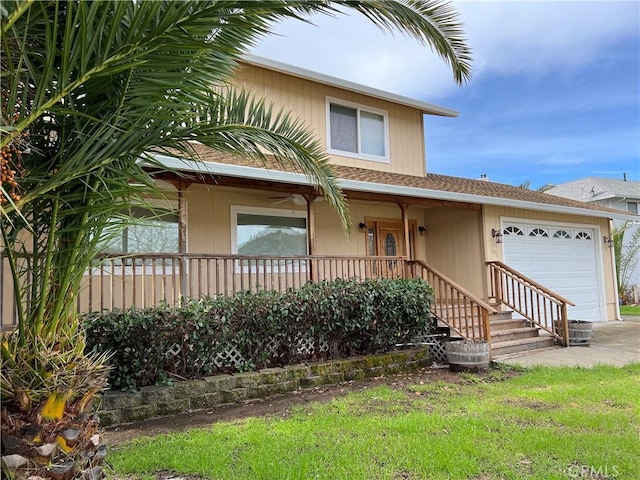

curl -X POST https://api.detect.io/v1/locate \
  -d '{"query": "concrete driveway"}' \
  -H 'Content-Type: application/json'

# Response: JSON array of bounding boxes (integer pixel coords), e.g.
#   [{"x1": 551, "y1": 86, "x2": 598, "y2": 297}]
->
[{"x1": 497, "y1": 318, "x2": 640, "y2": 368}]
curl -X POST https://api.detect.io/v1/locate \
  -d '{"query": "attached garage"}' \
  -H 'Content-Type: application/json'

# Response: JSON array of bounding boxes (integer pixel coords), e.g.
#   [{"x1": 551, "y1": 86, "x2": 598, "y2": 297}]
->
[{"x1": 502, "y1": 221, "x2": 605, "y2": 322}]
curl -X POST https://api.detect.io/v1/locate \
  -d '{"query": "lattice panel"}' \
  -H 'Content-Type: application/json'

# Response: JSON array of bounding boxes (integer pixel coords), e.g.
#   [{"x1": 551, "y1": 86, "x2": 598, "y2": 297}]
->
[
  {"x1": 409, "y1": 326, "x2": 436, "y2": 344},
  {"x1": 262, "y1": 336, "x2": 281, "y2": 359},
  {"x1": 428, "y1": 338, "x2": 448, "y2": 364},
  {"x1": 292, "y1": 335, "x2": 329, "y2": 356},
  {"x1": 214, "y1": 344, "x2": 246, "y2": 369}
]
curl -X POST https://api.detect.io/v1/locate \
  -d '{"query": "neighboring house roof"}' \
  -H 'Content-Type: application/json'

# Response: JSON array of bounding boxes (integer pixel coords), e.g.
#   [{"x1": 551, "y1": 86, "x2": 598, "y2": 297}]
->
[
  {"x1": 240, "y1": 55, "x2": 459, "y2": 118},
  {"x1": 152, "y1": 146, "x2": 639, "y2": 222},
  {"x1": 546, "y1": 177, "x2": 640, "y2": 202}
]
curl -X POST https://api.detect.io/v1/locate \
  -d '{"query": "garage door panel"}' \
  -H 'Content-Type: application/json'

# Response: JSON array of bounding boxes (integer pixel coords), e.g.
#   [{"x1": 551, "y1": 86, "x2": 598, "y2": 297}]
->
[{"x1": 503, "y1": 222, "x2": 601, "y2": 322}]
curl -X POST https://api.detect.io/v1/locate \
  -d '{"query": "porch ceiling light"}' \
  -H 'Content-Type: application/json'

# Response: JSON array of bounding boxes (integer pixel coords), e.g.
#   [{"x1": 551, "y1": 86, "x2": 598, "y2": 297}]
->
[
  {"x1": 491, "y1": 228, "x2": 503, "y2": 244},
  {"x1": 603, "y1": 235, "x2": 614, "y2": 248},
  {"x1": 358, "y1": 222, "x2": 368, "y2": 233}
]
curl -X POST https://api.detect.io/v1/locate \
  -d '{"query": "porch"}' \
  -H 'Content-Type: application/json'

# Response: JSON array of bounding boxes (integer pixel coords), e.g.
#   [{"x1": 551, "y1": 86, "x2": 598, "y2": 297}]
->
[{"x1": 1, "y1": 252, "x2": 573, "y2": 357}]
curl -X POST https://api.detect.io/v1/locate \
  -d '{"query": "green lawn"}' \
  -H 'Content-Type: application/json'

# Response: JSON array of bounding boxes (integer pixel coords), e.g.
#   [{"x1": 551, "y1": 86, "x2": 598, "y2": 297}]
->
[
  {"x1": 620, "y1": 304, "x2": 640, "y2": 316},
  {"x1": 110, "y1": 364, "x2": 640, "y2": 480}
]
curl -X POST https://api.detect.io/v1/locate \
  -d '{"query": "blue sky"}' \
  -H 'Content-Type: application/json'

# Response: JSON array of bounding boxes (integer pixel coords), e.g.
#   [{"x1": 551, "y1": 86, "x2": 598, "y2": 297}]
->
[{"x1": 251, "y1": 1, "x2": 640, "y2": 188}]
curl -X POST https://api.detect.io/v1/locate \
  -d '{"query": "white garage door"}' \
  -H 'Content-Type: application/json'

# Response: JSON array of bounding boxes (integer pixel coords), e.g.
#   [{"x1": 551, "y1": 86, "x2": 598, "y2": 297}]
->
[{"x1": 502, "y1": 222, "x2": 602, "y2": 322}]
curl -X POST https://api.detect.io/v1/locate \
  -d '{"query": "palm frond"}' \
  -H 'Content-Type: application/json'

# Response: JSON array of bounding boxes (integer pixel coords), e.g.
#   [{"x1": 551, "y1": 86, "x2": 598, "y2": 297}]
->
[{"x1": 1, "y1": 0, "x2": 471, "y2": 408}]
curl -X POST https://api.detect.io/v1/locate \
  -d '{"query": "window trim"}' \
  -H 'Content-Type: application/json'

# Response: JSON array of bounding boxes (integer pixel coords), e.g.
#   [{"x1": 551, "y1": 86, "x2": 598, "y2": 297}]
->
[{"x1": 325, "y1": 96, "x2": 390, "y2": 163}]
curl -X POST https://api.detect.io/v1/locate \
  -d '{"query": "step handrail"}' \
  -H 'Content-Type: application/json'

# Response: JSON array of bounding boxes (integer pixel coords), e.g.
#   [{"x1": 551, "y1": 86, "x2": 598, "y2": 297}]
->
[
  {"x1": 487, "y1": 261, "x2": 575, "y2": 306},
  {"x1": 408, "y1": 260, "x2": 497, "y2": 346},
  {"x1": 487, "y1": 261, "x2": 574, "y2": 345}
]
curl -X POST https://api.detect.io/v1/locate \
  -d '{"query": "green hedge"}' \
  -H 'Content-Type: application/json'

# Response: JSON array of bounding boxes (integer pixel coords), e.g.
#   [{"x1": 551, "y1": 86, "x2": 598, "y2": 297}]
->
[{"x1": 83, "y1": 278, "x2": 434, "y2": 391}]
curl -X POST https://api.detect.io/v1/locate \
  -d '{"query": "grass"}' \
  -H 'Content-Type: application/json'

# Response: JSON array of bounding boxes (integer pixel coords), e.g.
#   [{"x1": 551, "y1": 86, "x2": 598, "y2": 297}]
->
[
  {"x1": 111, "y1": 364, "x2": 640, "y2": 480},
  {"x1": 620, "y1": 304, "x2": 640, "y2": 316}
]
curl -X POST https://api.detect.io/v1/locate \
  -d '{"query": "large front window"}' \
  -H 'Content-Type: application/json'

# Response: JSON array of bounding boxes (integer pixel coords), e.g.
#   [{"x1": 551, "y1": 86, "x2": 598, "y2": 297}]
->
[
  {"x1": 327, "y1": 97, "x2": 388, "y2": 161},
  {"x1": 232, "y1": 206, "x2": 307, "y2": 257},
  {"x1": 100, "y1": 207, "x2": 179, "y2": 255}
]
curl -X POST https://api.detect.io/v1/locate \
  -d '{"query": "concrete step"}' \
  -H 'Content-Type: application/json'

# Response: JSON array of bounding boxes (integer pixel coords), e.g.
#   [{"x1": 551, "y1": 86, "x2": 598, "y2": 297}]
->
[
  {"x1": 491, "y1": 327, "x2": 539, "y2": 343},
  {"x1": 490, "y1": 318, "x2": 530, "y2": 331},
  {"x1": 492, "y1": 346, "x2": 561, "y2": 361},
  {"x1": 490, "y1": 336, "x2": 556, "y2": 357}
]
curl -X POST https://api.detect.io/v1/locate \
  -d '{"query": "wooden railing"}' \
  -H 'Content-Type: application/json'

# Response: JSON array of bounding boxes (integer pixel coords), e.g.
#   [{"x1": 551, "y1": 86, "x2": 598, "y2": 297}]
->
[
  {"x1": 78, "y1": 254, "x2": 409, "y2": 313},
  {"x1": 408, "y1": 260, "x2": 497, "y2": 344},
  {"x1": 0, "y1": 254, "x2": 409, "y2": 326},
  {"x1": 487, "y1": 261, "x2": 574, "y2": 345}
]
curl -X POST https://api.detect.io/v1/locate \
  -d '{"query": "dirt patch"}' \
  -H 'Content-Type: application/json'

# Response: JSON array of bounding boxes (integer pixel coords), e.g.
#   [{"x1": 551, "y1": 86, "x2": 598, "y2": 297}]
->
[
  {"x1": 501, "y1": 398, "x2": 556, "y2": 411},
  {"x1": 103, "y1": 366, "x2": 518, "y2": 446}
]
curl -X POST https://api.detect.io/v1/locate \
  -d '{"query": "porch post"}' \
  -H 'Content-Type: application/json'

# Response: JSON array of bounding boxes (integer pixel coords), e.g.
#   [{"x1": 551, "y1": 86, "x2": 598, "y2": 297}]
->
[
  {"x1": 399, "y1": 202, "x2": 411, "y2": 278},
  {"x1": 176, "y1": 182, "x2": 189, "y2": 300},
  {"x1": 304, "y1": 194, "x2": 317, "y2": 282}
]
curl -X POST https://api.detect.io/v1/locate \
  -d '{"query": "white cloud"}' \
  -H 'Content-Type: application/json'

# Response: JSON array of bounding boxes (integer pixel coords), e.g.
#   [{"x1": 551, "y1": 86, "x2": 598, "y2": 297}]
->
[{"x1": 251, "y1": 1, "x2": 640, "y2": 99}]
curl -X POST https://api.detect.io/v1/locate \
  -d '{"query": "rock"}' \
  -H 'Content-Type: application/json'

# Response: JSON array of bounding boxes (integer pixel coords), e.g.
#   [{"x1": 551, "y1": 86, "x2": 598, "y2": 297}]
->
[
  {"x1": 34, "y1": 443, "x2": 58, "y2": 464},
  {"x1": 19, "y1": 424, "x2": 40, "y2": 442},
  {"x1": 60, "y1": 428, "x2": 80, "y2": 446},
  {"x1": 89, "y1": 435, "x2": 101, "y2": 447},
  {"x1": 92, "y1": 445, "x2": 107, "y2": 464},
  {"x1": 55, "y1": 427, "x2": 81, "y2": 453},
  {"x1": 1, "y1": 454, "x2": 28, "y2": 472},
  {"x1": 82, "y1": 466, "x2": 103, "y2": 480},
  {"x1": 46, "y1": 460, "x2": 75, "y2": 480},
  {"x1": 1, "y1": 435, "x2": 24, "y2": 455}
]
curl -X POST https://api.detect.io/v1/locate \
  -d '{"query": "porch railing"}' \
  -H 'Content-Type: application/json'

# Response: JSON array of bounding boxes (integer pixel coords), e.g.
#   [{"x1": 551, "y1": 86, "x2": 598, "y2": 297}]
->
[
  {"x1": 487, "y1": 261, "x2": 574, "y2": 345},
  {"x1": 408, "y1": 260, "x2": 496, "y2": 344},
  {"x1": 75, "y1": 254, "x2": 409, "y2": 314}
]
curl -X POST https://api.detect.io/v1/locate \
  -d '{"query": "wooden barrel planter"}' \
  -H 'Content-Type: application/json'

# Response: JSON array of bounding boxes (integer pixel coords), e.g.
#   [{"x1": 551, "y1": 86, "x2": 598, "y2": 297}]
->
[
  {"x1": 567, "y1": 320, "x2": 593, "y2": 346},
  {"x1": 556, "y1": 320, "x2": 593, "y2": 346},
  {"x1": 444, "y1": 340, "x2": 490, "y2": 372}
]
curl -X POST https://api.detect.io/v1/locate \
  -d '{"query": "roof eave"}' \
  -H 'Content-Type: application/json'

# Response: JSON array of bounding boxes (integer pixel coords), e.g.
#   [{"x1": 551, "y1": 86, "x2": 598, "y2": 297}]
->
[
  {"x1": 153, "y1": 156, "x2": 638, "y2": 222},
  {"x1": 240, "y1": 54, "x2": 459, "y2": 118}
]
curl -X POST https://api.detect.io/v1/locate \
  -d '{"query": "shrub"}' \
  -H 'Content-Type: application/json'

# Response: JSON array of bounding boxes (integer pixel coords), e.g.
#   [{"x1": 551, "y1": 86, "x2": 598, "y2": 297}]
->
[{"x1": 84, "y1": 278, "x2": 434, "y2": 390}]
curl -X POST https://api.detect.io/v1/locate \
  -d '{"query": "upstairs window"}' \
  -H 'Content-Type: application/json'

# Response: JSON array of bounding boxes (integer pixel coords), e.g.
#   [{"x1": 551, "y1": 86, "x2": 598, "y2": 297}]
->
[
  {"x1": 628, "y1": 201, "x2": 638, "y2": 214},
  {"x1": 327, "y1": 97, "x2": 389, "y2": 162}
]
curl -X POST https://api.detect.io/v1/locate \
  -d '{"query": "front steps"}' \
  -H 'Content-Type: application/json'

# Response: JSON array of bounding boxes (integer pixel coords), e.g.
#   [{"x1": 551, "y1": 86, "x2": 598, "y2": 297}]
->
[
  {"x1": 489, "y1": 314, "x2": 556, "y2": 358},
  {"x1": 432, "y1": 305, "x2": 559, "y2": 359}
]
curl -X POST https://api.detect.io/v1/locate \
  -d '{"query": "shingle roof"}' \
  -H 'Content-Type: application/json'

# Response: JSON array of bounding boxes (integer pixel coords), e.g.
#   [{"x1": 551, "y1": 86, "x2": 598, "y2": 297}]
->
[
  {"x1": 157, "y1": 145, "x2": 635, "y2": 219},
  {"x1": 546, "y1": 177, "x2": 640, "y2": 202}
]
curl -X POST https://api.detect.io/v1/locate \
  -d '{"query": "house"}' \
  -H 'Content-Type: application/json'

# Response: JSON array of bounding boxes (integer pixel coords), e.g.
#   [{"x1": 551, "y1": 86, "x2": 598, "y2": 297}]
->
[
  {"x1": 2, "y1": 56, "x2": 637, "y2": 357},
  {"x1": 547, "y1": 177, "x2": 640, "y2": 298}
]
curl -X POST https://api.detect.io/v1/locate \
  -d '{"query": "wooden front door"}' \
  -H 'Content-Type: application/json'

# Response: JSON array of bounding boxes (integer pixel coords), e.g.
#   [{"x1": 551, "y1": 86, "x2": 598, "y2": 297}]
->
[
  {"x1": 377, "y1": 224, "x2": 405, "y2": 257},
  {"x1": 365, "y1": 219, "x2": 414, "y2": 278},
  {"x1": 377, "y1": 224, "x2": 404, "y2": 278}
]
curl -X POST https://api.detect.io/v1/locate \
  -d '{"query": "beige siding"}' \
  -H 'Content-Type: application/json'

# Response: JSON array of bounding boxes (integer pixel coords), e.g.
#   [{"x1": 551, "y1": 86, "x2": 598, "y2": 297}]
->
[
  {"x1": 234, "y1": 65, "x2": 426, "y2": 177},
  {"x1": 482, "y1": 206, "x2": 617, "y2": 320},
  {"x1": 185, "y1": 186, "x2": 427, "y2": 259},
  {"x1": 422, "y1": 207, "x2": 485, "y2": 295}
]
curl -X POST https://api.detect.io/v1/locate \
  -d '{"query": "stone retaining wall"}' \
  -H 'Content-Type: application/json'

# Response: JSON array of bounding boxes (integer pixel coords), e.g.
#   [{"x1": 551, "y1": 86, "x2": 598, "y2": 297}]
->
[{"x1": 98, "y1": 347, "x2": 430, "y2": 426}]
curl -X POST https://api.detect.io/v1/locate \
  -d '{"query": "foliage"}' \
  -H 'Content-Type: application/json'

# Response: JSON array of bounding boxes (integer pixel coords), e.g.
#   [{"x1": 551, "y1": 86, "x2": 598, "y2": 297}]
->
[
  {"x1": 517, "y1": 180, "x2": 554, "y2": 192},
  {"x1": 612, "y1": 222, "x2": 640, "y2": 301},
  {"x1": 0, "y1": 2, "x2": 469, "y2": 478},
  {"x1": 84, "y1": 278, "x2": 434, "y2": 391},
  {"x1": 0, "y1": 0, "x2": 470, "y2": 395},
  {"x1": 110, "y1": 364, "x2": 640, "y2": 480},
  {"x1": 620, "y1": 305, "x2": 640, "y2": 316}
]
